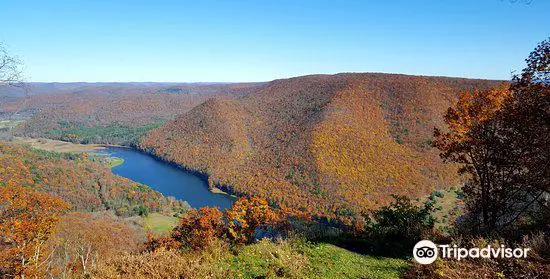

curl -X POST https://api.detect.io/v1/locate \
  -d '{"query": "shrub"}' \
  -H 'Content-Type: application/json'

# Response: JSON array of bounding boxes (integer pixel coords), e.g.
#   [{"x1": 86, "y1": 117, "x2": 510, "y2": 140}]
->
[
  {"x1": 367, "y1": 195, "x2": 438, "y2": 256},
  {"x1": 132, "y1": 204, "x2": 149, "y2": 217},
  {"x1": 144, "y1": 233, "x2": 181, "y2": 252},
  {"x1": 521, "y1": 232, "x2": 550, "y2": 261},
  {"x1": 146, "y1": 197, "x2": 284, "y2": 251},
  {"x1": 171, "y1": 207, "x2": 225, "y2": 250},
  {"x1": 47, "y1": 212, "x2": 140, "y2": 278}
]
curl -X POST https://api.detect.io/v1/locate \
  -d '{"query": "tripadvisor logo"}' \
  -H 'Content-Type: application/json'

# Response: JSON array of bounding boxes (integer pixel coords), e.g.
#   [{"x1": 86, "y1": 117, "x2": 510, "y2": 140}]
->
[
  {"x1": 413, "y1": 240, "x2": 530, "y2": 265},
  {"x1": 413, "y1": 240, "x2": 438, "y2": 264}
]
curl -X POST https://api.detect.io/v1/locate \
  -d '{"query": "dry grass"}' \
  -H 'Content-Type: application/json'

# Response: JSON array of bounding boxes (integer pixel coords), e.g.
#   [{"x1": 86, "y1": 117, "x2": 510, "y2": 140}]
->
[
  {"x1": 92, "y1": 240, "x2": 232, "y2": 279},
  {"x1": 13, "y1": 137, "x2": 104, "y2": 153},
  {"x1": 521, "y1": 232, "x2": 550, "y2": 261}
]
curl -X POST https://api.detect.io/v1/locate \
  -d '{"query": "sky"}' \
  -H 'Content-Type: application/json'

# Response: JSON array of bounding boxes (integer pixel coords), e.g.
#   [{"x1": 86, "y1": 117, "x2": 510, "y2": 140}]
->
[{"x1": 0, "y1": 0, "x2": 548, "y2": 82}]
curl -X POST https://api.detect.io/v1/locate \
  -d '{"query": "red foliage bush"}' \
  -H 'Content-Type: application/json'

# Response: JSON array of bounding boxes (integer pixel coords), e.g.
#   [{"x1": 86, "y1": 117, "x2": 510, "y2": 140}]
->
[
  {"x1": 171, "y1": 207, "x2": 225, "y2": 250},
  {"x1": 148, "y1": 197, "x2": 284, "y2": 250}
]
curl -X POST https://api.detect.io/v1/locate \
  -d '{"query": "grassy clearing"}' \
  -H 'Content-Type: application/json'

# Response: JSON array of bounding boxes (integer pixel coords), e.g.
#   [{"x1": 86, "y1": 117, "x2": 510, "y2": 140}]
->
[
  {"x1": 300, "y1": 243, "x2": 409, "y2": 279},
  {"x1": 143, "y1": 213, "x2": 179, "y2": 234},
  {"x1": 87, "y1": 152, "x2": 126, "y2": 169},
  {"x1": 226, "y1": 239, "x2": 409, "y2": 279},
  {"x1": 106, "y1": 156, "x2": 124, "y2": 168},
  {"x1": 12, "y1": 137, "x2": 104, "y2": 153}
]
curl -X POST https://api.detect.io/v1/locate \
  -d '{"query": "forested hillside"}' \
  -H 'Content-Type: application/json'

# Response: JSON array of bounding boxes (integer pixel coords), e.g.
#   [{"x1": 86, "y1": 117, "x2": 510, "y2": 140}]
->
[
  {"x1": 0, "y1": 141, "x2": 187, "y2": 216},
  {"x1": 2, "y1": 83, "x2": 265, "y2": 144},
  {"x1": 141, "y1": 73, "x2": 501, "y2": 222}
]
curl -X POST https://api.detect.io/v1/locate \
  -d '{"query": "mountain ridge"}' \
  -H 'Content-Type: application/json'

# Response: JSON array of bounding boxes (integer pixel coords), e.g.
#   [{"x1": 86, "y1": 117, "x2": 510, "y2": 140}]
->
[{"x1": 140, "y1": 72, "x2": 504, "y2": 221}]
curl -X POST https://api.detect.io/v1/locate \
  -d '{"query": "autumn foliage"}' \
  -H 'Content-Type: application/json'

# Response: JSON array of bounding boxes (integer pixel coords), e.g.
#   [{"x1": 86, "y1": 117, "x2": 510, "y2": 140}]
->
[
  {"x1": 433, "y1": 85, "x2": 511, "y2": 157},
  {"x1": 47, "y1": 212, "x2": 140, "y2": 277},
  {"x1": 226, "y1": 197, "x2": 281, "y2": 244},
  {"x1": 0, "y1": 185, "x2": 69, "y2": 278},
  {"x1": 434, "y1": 39, "x2": 549, "y2": 234},
  {"x1": 2, "y1": 83, "x2": 264, "y2": 145},
  {"x1": 147, "y1": 197, "x2": 283, "y2": 251},
  {"x1": 171, "y1": 207, "x2": 225, "y2": 250},
  {"x1": 0, "y1": 141, "x2": 186, "y2": 216},
  {"x1": 140, "y1": 74, "x2": 500, "y2": 224}
]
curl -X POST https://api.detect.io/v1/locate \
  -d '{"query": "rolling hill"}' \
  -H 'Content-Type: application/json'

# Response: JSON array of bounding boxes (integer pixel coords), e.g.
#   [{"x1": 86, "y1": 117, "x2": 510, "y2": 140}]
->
[
  {"x1": 2, "y1": 82, "x2": 265, "y2": 144},
  {"x1": 140, "y1": 73, "x2": 502, "y2": 222}
]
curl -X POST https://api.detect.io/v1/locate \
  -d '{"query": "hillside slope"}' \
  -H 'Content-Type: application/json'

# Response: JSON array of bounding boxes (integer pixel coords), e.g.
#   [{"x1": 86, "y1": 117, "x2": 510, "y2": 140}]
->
[
  {"x1": 140, "y1": 73, "x2": 501, "y2": 221},
  {"x1": 3, "y1": 83, "x2": 265, "y2": 144},
  {"x1": 0, "y1": 141, "x2": 187, "y2": 216}
]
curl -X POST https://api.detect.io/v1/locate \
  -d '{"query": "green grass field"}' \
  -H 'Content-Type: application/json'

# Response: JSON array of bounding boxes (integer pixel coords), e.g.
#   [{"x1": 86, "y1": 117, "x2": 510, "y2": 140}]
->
[
  {"x1": 301, "y1": 243, "x2": 409, "y2": 278},
  {"x1": 143, "y1": 213, "x2": 179, "y2": 234},
  {"x1": 107, "y1": 156, "x2": 124, "y2": 168},
  {"x1": 226, "y1": 239, "x2": 409, "y2": 279}
]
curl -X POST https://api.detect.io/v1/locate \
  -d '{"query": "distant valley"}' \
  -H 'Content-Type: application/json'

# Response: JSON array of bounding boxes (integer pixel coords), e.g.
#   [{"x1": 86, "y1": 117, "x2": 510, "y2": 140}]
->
[{"x1": 1, "y1": 73, "x2": 502, "y2": 223}]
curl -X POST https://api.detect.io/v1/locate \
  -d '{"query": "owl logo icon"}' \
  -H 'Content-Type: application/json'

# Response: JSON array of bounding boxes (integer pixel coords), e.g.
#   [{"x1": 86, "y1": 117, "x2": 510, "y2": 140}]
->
[{"x1": 413, "y1": 240, "x2": 438, "y2": 264}]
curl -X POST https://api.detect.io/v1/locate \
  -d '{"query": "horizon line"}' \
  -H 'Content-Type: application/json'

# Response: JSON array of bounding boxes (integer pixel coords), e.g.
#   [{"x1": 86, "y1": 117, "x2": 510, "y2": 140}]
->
[{"x1": 24, "y1": 71, "x2": 510, "y2": 84}]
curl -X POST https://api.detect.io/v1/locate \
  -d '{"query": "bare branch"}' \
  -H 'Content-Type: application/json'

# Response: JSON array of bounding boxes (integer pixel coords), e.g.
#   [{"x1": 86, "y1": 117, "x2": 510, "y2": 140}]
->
[{"x1": 0, "y1": 43, "x2": 23, "y2": 86}]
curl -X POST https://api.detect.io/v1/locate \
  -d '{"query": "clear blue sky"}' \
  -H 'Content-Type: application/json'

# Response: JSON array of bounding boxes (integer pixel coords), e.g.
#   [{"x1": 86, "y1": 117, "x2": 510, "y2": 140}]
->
[{"x1": 1, "y1": 0, "x2": 548, "y2": 82}]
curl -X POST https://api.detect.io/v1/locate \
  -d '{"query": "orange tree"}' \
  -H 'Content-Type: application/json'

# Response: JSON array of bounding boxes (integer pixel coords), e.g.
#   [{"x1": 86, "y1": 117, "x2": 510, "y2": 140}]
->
[
  {"x1": 144, "y1": 233, "x2": 182, "y2": 252},
  {"x1": 170, "y1": 207, "x2": 225, "y2": 250},
  {"x1": 225, "y1": 197, "x2": 282, "y2": 244},
  {"x1": 149, "y1": 197, "x2": 284, "y2": 250},
  {"x1": 434, "y1": 39, "x2": 549, "y2": 234},
  {"x1": 433, "y1": 85, "x2": 511, "y2": 233},
  {"x1": 47, "y1": 212, "x2": 139, "y2": 278},
  {"x1": 0, "y1": 185, "x2": 69, "y2": 278}
]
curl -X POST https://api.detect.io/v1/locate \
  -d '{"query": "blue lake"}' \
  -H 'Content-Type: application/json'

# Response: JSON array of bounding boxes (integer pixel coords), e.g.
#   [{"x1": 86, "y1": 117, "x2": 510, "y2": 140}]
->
[{"x1": 94, "y1": 147, "x2": 234, "y2": 210}]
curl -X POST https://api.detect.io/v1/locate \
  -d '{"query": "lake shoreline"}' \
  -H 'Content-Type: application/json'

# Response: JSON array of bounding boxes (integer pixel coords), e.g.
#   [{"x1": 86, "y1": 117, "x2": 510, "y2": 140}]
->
[
  {"x1": 13, "y1": 137, "x2": 238, "y2": 203},
  {"x1": 95, "y1": 145, "x2": 236, "y2": 209},
  {"x1": 131, "y1": 145, "x2": 239, "y2": 199}
]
